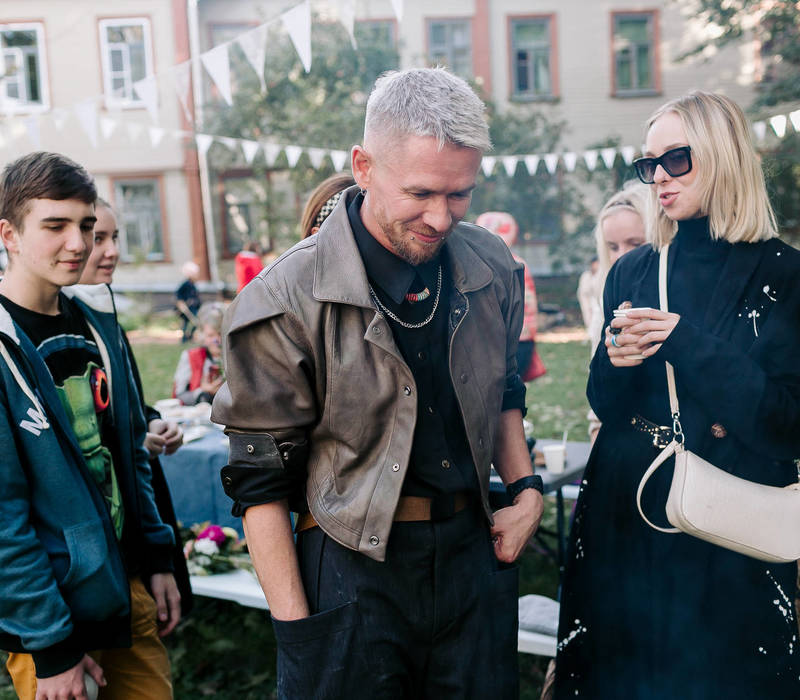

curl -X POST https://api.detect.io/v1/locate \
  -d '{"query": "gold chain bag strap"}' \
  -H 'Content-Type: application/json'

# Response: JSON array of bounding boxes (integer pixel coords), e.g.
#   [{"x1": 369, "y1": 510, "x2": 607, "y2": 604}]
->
[{"x1": 636, "y1": 244, "x2": 800, "y2": 562}]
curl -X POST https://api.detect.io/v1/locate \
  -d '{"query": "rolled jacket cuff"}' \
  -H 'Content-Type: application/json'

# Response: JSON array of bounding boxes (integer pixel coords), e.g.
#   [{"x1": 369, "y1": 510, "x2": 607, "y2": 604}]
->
[{"x1": 32, "y1": 637, "x2": 84, "y2": 679}]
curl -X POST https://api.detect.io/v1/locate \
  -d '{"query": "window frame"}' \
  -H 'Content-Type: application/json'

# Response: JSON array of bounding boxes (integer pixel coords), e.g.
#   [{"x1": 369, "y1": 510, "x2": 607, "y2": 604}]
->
[
  {"x1": 611, "y1": 10, "x2": 660, "y2": 97},
  {"x1": 98, "y1": 17, "x2": 154, "y2": 109},
  {"x1": 110, "y1": 175, "x2": 169, "y2": 263},
  {"x1": 508, "y1": 14, "x2": 559, "y2": 102},
  {"x1": 0, "y1": 21, "x2": 50, "y2": 113},
  {"x1": 426, "y1": 17, "x2": 473, "y2": 79}
]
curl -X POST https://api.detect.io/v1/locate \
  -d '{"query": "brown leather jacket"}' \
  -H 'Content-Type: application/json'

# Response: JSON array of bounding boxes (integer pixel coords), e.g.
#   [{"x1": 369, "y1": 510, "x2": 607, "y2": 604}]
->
[{"x1": 212, "y1": 189, "x2": 524, "y2": 561}]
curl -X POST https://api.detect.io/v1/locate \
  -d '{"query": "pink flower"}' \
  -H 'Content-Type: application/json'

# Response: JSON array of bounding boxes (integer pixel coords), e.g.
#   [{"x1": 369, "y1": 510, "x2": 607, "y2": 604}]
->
[{"x1": 197, "y1": 525, "x2": 226, "y2": 544}]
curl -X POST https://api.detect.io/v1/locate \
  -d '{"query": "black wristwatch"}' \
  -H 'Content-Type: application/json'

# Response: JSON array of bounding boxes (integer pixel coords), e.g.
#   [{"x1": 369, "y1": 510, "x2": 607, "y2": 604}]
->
[{"x1": 506, "y1": 475, "x2": 544, "y2": 503}]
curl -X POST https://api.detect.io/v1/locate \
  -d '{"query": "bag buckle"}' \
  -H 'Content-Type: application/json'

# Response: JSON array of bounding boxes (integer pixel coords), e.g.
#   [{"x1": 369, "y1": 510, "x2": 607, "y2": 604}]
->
[{"x1": 651, "y1": 427, "x2": 673, "y2": 449}]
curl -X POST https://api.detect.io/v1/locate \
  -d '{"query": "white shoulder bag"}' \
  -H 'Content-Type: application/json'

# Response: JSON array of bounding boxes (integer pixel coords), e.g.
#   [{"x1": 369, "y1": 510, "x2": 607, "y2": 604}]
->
[{"x1": 636, "y1": 244, "x2": 800, "y2": 563}]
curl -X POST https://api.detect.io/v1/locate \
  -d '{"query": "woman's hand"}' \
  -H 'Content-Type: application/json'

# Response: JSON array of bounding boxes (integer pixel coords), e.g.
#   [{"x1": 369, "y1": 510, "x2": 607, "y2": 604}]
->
[
  {"x1": 146, "y1": 418, "x2": 184, "y2": 456},
  {"x1": 623, "y1": 308, "x2": 681, "y2": 358}
]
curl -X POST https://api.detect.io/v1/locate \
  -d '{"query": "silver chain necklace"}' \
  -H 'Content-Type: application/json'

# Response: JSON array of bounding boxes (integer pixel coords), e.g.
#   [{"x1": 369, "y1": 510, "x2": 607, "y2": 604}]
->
[{"x1": 368, "y1": 266, "x2": 442, "y2": 329}]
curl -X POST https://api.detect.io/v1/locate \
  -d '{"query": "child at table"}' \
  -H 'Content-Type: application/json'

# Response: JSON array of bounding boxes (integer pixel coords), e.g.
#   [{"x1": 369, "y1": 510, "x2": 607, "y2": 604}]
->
[{"x1": 173, "y1": 302, "x2": 225, "y2": 405}]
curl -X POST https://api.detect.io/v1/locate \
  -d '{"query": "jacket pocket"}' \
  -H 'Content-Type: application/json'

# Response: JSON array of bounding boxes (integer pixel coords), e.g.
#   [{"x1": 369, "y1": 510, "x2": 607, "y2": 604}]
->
[
  {"x1": 272, "y1": 601, "x2": 361, "y2": 700},
  {"x1": 61, "y1": 521, "x2": 107, "y2": 587}
]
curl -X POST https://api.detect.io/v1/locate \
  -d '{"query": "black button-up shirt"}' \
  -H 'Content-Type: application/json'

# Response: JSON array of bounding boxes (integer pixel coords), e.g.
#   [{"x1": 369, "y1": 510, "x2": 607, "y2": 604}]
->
[{"x1": 348, "y1": 194, "x2": 479, "y2": 498}]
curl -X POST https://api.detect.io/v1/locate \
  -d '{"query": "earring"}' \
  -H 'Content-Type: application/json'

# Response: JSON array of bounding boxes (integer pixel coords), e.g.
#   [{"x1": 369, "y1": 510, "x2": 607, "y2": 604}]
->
[{"x1": 359, "y1": 187, "x2": 367, "y2": 196}]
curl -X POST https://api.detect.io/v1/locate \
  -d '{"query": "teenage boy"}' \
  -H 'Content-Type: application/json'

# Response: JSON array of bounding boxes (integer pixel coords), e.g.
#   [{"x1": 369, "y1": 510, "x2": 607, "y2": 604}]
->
[{"x1": 0, "y1": 152, "x2": 180, "y2": 700}]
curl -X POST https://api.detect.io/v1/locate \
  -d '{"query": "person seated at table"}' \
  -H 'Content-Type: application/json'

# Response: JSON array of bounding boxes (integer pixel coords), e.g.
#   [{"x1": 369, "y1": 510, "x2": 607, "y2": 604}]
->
[
  {"x1": 173, "y1": 302, "x2": 224, "y2": 405},
  {"x1": 299, "y1": 173, "x2": 356, "y2": 239}
]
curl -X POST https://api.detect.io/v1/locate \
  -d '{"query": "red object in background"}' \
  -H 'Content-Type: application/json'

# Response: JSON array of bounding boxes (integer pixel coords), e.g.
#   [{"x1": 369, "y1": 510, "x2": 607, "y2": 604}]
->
[{"x1": 234, "y1": 250, "x2": 263, "y2": 292}]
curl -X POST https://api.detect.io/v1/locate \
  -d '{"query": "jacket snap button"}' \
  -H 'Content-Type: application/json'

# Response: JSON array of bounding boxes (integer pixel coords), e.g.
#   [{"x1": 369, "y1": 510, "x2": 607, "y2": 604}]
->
[
  {"x1": 710, "y1": 423, "x2": 727, "y2": 438},
  {"x1": 453, "y1": 308, "x2": 462, "y2": 316},
  {"x1": 441, "y1": 459, "x2": 450, "y2": 469},
  {"x1": 373, "y1": 326, "x2": 381, "y2": 335},
  {"x1": 391, "y1": 463, "x2": 400, "y2": 472},
  {"x1": 403, "y1": 386, "x2": 412, "y2": 396},
  {"x1": 460, "y1": 373, "x2": 468, "y2": 383},
  {"x1": 369, "y1": 535, "x2": 380, "y2": 546},
  {"x1": 478, "y1": 438, "x2": 484, "y2": 447},
  {"x1": 246, "y1": 444, "x2": 255, "y2": 454},
  {"x1": 223, "y1": 476, "x2": 233, "y2": 487}
]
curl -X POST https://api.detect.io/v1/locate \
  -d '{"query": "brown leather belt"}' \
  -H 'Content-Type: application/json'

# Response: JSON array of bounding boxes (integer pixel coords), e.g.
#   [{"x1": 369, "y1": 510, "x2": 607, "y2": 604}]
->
[{"x1": 295, "y1": 492, "x2": 471, "y2": 533}]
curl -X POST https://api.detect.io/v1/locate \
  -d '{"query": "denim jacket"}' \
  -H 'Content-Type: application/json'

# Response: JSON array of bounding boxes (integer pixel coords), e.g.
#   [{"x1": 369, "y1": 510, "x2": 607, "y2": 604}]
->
[{"x1": 212, "y1": 188, "x2": 525, "y2": 561}]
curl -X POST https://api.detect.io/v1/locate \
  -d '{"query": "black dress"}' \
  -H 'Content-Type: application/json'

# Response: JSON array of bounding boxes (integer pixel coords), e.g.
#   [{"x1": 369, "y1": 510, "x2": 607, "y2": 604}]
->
[{"x1": 555, "y1": 218, "x2": 800, "y2": 699}]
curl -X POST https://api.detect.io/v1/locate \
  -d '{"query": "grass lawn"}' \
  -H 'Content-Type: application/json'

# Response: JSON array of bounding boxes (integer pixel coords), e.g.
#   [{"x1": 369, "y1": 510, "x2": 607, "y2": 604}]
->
[{"x1": 1, "y1": 336, "x2": 591, "y2": 700}]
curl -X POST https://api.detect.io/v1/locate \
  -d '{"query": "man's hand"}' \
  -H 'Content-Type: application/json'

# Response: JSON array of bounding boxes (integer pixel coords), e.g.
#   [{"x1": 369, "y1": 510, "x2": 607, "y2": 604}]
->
[
  {"x1": 490, "y1": 488, "x2": 544, "y2": 563},
  {"x1": 35, "y1": 654, "x2": 105, "y2": 700},
  {"x1": 146, "y1": 418, "x2": 183, "y2": 457},
  {"x1": 199, "y1": 376, "x2": 223, "y2": 397},
  {"x1": 149, "y1": 573, "x2": 181, "y2": 637}
]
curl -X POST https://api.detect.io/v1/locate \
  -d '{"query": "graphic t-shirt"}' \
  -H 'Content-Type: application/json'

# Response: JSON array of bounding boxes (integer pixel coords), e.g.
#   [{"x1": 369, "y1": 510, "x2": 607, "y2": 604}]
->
[{"x1": 0, "y1": 292, "x2": 125, "y2": 538}]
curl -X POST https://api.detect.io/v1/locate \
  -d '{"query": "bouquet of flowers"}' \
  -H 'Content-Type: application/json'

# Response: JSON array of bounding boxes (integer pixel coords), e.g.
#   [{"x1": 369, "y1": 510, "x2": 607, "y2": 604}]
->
[{"x1": 183, "y1": 522, "x2": 252, "y2": 576}]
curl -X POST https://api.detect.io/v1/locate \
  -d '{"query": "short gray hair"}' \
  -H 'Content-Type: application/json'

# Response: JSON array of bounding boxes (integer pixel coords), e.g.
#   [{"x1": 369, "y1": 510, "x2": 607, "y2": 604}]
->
[{"x1": 364, "y1": 67, "x2": 491, "y2": 153}]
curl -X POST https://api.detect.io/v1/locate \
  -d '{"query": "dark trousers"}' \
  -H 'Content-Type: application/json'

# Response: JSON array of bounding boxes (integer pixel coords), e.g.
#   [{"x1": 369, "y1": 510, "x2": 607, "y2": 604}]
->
[{"x1": 271, "y1": 506, "x2": 519, "y2": 700}]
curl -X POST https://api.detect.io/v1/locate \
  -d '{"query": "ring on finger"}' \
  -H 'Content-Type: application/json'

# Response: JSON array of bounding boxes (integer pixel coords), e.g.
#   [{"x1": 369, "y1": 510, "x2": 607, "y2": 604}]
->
[{"x1": 611, "y1": 334, "x2": 621, "y2": 348}]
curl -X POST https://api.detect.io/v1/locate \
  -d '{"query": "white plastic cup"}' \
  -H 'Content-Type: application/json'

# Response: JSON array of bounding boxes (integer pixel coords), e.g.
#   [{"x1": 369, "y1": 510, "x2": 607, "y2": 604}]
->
[
  {"x1": 84, "y1": 673, "x2": 99, "y2": 700},
  {"x1": 542, "y1": 444, "x2": 566, "y2": 474}
]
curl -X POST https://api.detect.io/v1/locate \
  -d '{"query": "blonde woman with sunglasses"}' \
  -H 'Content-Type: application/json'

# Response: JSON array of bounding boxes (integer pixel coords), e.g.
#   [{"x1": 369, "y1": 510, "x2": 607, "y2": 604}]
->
[{"x1": 555, "y1": 92, "x2": 800, "y2": 698}]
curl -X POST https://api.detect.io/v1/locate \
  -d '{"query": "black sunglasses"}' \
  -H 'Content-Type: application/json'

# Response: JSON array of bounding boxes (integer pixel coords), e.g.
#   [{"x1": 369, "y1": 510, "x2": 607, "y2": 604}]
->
[{"x1": 633, "y1": 146, "x2": 692, "y2": 184}]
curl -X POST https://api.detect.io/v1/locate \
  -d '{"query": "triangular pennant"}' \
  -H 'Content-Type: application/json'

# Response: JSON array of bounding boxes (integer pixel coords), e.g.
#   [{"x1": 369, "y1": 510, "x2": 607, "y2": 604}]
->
[
  {"x1": 201, "y1": 45, "x2": 233, "y2": 106},
  {"x1": 148, "y1": 126, "x2": 165, "y2": 147},
  {"x1": 600, "y1": 147, "x2": 617, "y2": 169},
  {"x1": 172, "y1": 61, "x2": 194, "y2": 122},
  {"x1": 133, "y1": 75, "x2": 159, "y2": 123},
  {"x1": 52, "y1": 107, "x2": 69, "y2": 131},
  {"x1": 100, "y1": 117, "x2": 117, "y2": 140},
  {"x1": 241, "y1": 140, "x2": 260, "y2": 164},
  {"x1": 196, "y1": 133, "x2": 214, "y2": 157},
  {"x1": 620, "y1": 145, "x2": 635, "y2": 165},
  {"x1": 563, "y1": 152, "x2": 578, "y2": 172},
  {"x1": 282, "y1": 0, "x2": 312, "y2": 73},
  {"x1": 481, "y1": 156, "x2": 496, "y2": 177},
  {"x1": 769, "y1": 114, "x2": 787, "y2": 139},
  {"x1": 335, "y1": 0, "x2": 358, "y2": 49},
  {"x1": 789, "y1": 110, "x2": 800, "y2": 133},
  {"x1": 237, "y1": 23, "x2": 269, "y2": 92},
  {"x1": 390, "y1": 0, "x2": 404, "y2": 22},
  {"x1": 543, "y1": 153, "x2": 559, "y2": 174},
  {"x1": 220, "y1": 136, "x2": 238, "y2": 151},
  {"x1": 23, "y1": 116, "x2": 41, "y2": 149},
  {"x1": 501, "y1": 155, "x2": 519, "y2": 176},
  {"x1": 127, "y1": 122, "x2": 143, "y2": 142},
  {"x1": 285, "y1": 144, "x2": 303, "y2": 167},
  {"x1": 523, "y1": 155, "x2": 540, "y2": 175},
  {"x1": 74, "y1": 99, "x2": 99, "y2": 148},
  {"x1": 263, "y1": 142, "x2": 283, "y2": 167},
  {"x1": 583, "y1": 150, "x2": 599, "y2": 172},
  {"x1": 308, "y1": 147, "x2": 326, "y2": 169},
  {"x1": 330, "y1": 149, "x2": 349, "y2": 172},
  {"x1": 752, "y1": 121, "x2": 767, "y2": 142}
]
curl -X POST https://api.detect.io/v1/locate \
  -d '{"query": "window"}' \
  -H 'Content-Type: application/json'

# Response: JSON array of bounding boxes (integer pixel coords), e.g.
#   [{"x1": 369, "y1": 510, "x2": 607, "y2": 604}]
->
[
  {"x1": 99, "y1": 18, "x2": 153, "y2": 107},
  {"x1": 219, "y1": 176, "x2": 271, "y2": 256},
  {"x1": 113, "y1": 179, "x2": 164, "y2": 262},
  {"x1": 613, "y1": 12, "x2": 657, "y2": 95},
  {"x1": 355, "y1": 20, "x2": 396, "y2": 48},
  {"x1": 510, "y1": 17, "x2": 554, "y2": 99},
  {"x1": 428, "y1": 19, "x2": 472, "y2": 79},
  {"x1": 0, "y1": 23, "x2": 49, "y2": 111}
]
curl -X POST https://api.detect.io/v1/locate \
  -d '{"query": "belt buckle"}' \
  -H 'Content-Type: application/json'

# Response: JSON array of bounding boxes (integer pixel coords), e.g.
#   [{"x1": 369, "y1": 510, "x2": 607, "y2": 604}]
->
[{"x1": 652, "y1": 427, "x2": 672, "y2": 449}]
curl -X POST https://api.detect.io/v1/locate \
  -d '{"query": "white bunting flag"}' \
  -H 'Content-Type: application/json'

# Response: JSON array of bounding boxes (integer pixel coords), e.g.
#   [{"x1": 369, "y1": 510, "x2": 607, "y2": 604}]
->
[
  {"x1": 282, "y1": 1, "x2": 312, "y2": 73},
  {"x1": 502, "y1": 156, "x2": 519, "y2": 176},
  {"x1": 100, "y1": 117, "x2": 117, "y2": 140},
  {"x1": 220, "y1": 137, "x2": 238, "y2": 152},
  {"x1": 523, "y1": 155, "x2": 540, "y2": 175},
  {"x1": 133, "y1": 75, "x2": 159, "y2": 123},
  {"x1": 543, "y1": 153, "x2": 559, "y2": 175},
  {"x1": 308, "y1": 147, "x2": 326, "y2": 169},
  {"x1": 285, "y1": 145, "x2": 303, "y2": 167},
  {"x1": 23, "y1": 116, "x2": 41, "y2": 149},
  {"x1": 620, "y1": 145, "x2": 636, "y2": 166},
  {"x1": 172, "y1": 61, "x2": 193, "y2": 122},
  {"x1": 390, "y1": 0, "x2": 404, "y2": 22},
  {"x1": 201, "y1": 45, "x2": 233, "y2": 106},
  {"x1": 481, "y1": 156, "x2": 496, "y2": 177},
  {"x1": 127, "y1": 123, "x2": 143, "y2": 143},
  {"x1": 241, "y1": 139, "x2": 260, "y2": 164},
  {"x1": 336, "y1": 0, "x2": 358, "y2": 49},
  {"x1": 562, "y1": 152, "x2": 578, "y2": 172},
  {"x1": 52, "y1": 107, "x2": 69, "y2": 132},
  {"x1": 74, "y1": 99, "x2": 99, "y2": 148},
  {"x1": 600, "y1": 148, "x2": 617, "y2": 170},
  {"x1": 148, "y1": 127, "x2": 165, "y2": 148},
  {"x1": 263, "y1": 142, "x2": 283, "y2": 167},
  {"x1": 769, "y1": 114, "x2": 787, "y2": 139},
  {"x1": 583, "y1": 150, "x2": 599, "y2": 172},
  {"x1": 789, "y1": 110, "x2": 800, "y2": 133},
  {"x1": 752, "y1": 121, "x2": 767, "y2": 142},
  {"x1": 330, "y1": 149, "x2": 349, "y2": 172},
  {"x1": 196, "y1": 133, "x2": 214, "y2": 157},
  {"x1": 238, "y1": 23, "x2": 269, "y2": 91}
]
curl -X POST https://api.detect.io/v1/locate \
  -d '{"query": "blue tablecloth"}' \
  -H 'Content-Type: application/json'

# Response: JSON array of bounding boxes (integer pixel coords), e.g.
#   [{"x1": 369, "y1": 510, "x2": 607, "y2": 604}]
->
[{"x1": 159, "y1": 430, "x2": 242, "y2": 535}]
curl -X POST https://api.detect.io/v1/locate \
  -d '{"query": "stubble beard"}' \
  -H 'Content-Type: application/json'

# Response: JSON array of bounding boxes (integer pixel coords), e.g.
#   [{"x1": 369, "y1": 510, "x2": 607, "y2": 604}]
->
[{"x1": 380, "y1": 220, "x2": 449, "y2": 266}]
